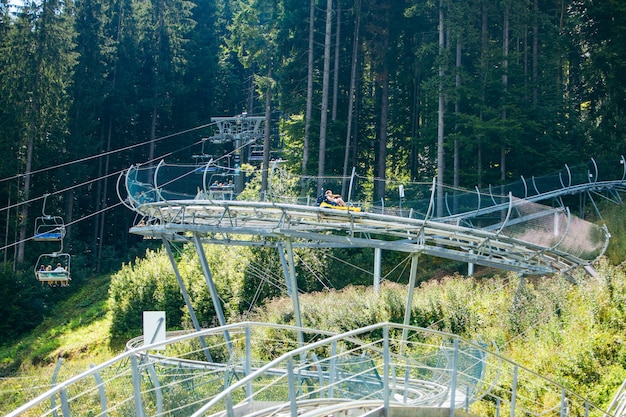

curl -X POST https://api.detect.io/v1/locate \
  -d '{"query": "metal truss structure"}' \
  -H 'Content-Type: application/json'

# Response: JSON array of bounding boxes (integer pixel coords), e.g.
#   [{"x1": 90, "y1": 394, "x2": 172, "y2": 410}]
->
[{"x1": 116, "y1": 157, "x2": 624, "y2": 341}]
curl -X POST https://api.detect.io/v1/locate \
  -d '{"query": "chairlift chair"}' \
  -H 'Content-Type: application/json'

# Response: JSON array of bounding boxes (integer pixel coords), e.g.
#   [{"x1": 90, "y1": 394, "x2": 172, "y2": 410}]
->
[
  {"x1": 35, "y1": 252, "x2": 71, "y2": 286},
  {"x1": 207, "y1": 173, "x2": 236, "y2": 200},
  {"x1": 248, "y1": 144, "x2": 264, "y2": 163},
  {"x1": 33, "y1": 194, "x2": 66, "y2": 241},
  {"x1": 194, "y1": 157, "x2": 219, "y2": 174},
  {"x1": 34, "y1": 216, "x2": 66, "y2": 241}
]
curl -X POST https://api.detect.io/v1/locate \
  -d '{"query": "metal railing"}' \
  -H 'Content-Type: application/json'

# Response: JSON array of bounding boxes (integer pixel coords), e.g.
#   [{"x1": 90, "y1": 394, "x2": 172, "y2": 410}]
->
[
  {"x1": 119, "y1": 156, "x2": 626, "y2": 221},
  {"x1": 6, "y1": 322, "x2": 612, "y2": 417}
]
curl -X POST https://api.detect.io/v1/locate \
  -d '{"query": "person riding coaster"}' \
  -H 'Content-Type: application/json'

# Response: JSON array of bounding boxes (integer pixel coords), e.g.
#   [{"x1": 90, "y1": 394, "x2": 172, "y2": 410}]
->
[{"x1": 317, "y1": 189, "x2": 362, "y2": 212}]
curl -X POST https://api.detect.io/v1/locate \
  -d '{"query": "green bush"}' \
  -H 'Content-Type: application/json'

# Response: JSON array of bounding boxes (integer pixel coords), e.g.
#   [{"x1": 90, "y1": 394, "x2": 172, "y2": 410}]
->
[{"x1": 108, "y1": 249, "x2": 185, "y2": 348}]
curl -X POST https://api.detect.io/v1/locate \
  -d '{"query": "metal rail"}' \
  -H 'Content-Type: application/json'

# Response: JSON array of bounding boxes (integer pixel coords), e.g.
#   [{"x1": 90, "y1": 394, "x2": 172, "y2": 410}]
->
[
  {"x1": 128, "y1": 199, "x2": 604, "y2": 275},
  {"x1": 5, "y1": 322, "x2": 611, "y2": 417},
  {"x1": 120, "y1": 157, "x2": 623, "y2": 276}
]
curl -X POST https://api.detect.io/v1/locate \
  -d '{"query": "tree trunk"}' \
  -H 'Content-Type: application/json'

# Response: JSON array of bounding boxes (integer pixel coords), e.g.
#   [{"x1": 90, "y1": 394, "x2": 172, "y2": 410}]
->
[
  {"x1": 149, "y1": 0, "x2": 164, "y2": 164},
  {"x1": 478, "y1": 0, "x2": 488, "y2": 188},
  {"x1": 96, "y1": 121, "x2": 113, "y2": 272},
  {"x1": 302, "y1": 0, "x2": 315, "y2": 187},
  {"x1": 17, "y1": 126, "x2": 34, "y2": 264},
  {"x1": 454, "y1": 37, "x2": 461, "y2": 189},
  {"x1": 261, "y1": 67, "x2": 272, "y2": 198},
  {"x1": 532, "y1": 0, "x2": 538, "y2": 106},
  {"x1": 372, "y1": 1, "x2": 390, "y2": 201},
  {"x1": 3, "y1": 187, "x2": 10, "y2": 265},
  {"x1": 247, "y1": 69, "x2": 255, "y2": 112},
  {"x1": 17, "y1": 0, "x2": 47, "y2": 264},
  {"x1": 92, "y1": 121, "x2": 105, "y2": 266},
  {"x1": 341, "y1": 0, "x2": 361, "y2": 196},
  {"x1": 501, "y1": 4, "x2": 509, "y2": 182},
  {"x1": 331, "y1": 0, "x2": 340, "y2": 121},
  {"x1": 317, "y1": 0, "x2": 333, "y2": 191},
  {"x1": 436, "y1": 0, "x2": 445, "y2": 217},
  {"x1": 376, "y1": 70, "x2": 389, "y2": 201},
  {"x1": 149, "y1": 103, "x2": 157, "y2": 163}
]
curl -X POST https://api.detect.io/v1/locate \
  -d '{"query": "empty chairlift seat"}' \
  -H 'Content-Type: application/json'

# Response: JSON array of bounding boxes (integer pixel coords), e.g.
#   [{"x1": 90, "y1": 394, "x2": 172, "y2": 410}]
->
[
  {"x1": 33, "y1": 216, "x2": 66, "y2": 241},
  {"x1": 248, "y1": 144, "x2": 264, "y2": 163}
]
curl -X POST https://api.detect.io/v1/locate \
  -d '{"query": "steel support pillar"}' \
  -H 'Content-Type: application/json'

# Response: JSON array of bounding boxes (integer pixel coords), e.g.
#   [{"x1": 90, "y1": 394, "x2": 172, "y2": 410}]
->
[
  {"x1": 192, "y1": 233, "x2": 232, "y2": 352},
  {"x1": 373, "y1": 248, "x2": 382, "y2": 295},
  {"x1": 277, "y1": 239, "x2": 304, "y2": 347},
  {"x1": 50, "y1": 358, "x2": 63, "y2": 417},
  {"x1": 163, "y1": 238, "x2": 213, "y2": 362},
  {"x1": 401, "y1": 253, "x2": 419, "y2": 344}
]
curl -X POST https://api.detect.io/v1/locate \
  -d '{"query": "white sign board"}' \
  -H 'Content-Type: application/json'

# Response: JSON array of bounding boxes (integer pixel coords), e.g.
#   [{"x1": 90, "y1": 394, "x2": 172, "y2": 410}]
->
[{"x1": 143, "y1": 311, "x2": 166, "y2": 350}]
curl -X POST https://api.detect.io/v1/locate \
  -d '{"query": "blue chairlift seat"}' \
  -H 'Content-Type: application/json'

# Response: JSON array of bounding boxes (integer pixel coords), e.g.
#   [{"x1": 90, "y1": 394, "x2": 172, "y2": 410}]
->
[{"x1": 34, "y1": 216, "x2": 66, "y2": 241}]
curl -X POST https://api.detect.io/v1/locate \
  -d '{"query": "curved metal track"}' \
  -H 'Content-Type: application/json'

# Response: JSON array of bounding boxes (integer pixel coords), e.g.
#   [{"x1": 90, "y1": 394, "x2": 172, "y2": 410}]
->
[
  {"x1": 130, "y1": 199, "x2": 597, "y2": 275},
  {"x1": 120, "y1": 157, "x2": 626, "y2": 276}
]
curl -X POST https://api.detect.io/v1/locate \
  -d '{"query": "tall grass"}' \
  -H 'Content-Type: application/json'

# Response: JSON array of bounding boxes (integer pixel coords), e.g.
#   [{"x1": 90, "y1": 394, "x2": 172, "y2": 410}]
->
[{"x1": 248, "y1": 261, "x2": 626, "y2": 409}]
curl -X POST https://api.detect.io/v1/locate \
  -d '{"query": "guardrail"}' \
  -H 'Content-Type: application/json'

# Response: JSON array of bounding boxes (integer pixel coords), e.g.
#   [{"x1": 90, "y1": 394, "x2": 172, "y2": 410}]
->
[
  {"x1": 119, "y1": 157, "x2": 626, "y2": 222},
  {"x1": 120, "y1": 158, "x2": 608, "y2": 273},
  {"x1": 6, "y1": 322, "x2": 612, "y2": 417}
]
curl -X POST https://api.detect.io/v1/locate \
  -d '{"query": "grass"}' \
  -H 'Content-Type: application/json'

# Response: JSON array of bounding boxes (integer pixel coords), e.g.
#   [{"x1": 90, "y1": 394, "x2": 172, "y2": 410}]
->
[{"x1": 0, "y1": 274, "x2": 118, "y2": 415}]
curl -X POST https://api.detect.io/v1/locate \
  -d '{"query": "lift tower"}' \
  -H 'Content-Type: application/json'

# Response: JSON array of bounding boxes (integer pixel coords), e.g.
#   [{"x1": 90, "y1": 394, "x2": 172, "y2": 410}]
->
[{"x1": 210, "y1": 113, "x2": 266, "y2": 193}]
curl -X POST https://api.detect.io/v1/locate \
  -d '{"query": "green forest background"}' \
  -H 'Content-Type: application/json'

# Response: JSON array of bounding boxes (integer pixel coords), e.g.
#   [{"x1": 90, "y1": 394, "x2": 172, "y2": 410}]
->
[
  {"x1": 2, "y1": 0, "x2": 626, "y2": 275},
  {"x1": 3, "y1": 0, "x2": 626, "y2": 409}
]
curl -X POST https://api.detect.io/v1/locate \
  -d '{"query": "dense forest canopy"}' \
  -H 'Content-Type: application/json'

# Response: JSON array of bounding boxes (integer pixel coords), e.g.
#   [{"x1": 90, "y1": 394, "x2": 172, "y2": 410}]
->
[{"x1": 0, "y1": 0, "x2": 625, "y2": 281}]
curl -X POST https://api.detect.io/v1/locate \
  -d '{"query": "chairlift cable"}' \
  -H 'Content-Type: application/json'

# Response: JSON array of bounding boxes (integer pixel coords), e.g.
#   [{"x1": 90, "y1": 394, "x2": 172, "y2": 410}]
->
[
  {"x1": 0, "y1": 137, "x2": 207, "y2": 254},
  {"x1": 242, "y1": 259, "x2": 298, "y2": 317},
  {"x1": 153, "y1": 139, "x2": 257, "y2": 190},
  {"x1": 326, "y1": 252, "x2": 374, "y2": 277},
  {"x1": 0, "y1": 121, "x2": 218, "y2": 185},
  {"x1": 384, "y1": 254, "x2": 412, "y2": 283},
  {"x1": 245, "y1": 261, "x2": 290, "y2": 293},
  {"x1": 0, "y1": 170, "x2": 122, "y2": 216},
  {"x1": 0, "y1": 201, "x2": 125, "y2": 253},
  {"x1": 244, "y1": 268, "x2": 271, "y2": 318},
  {"x1": 0, "y1": 137, "x2": 204, "y2": 217}
]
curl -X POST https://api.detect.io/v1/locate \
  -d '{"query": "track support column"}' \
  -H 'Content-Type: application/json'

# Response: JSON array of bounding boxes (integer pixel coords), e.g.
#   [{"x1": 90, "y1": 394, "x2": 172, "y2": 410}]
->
[
  {"x1": 401, "y1": 253, "x2": 419, "y2": 345},
  {"x1": 374, "y1": 248, "x2": 382, "y2": 294},
  {"x1": 163, "y1": 238, "x2": 213, "y2": 362},
  {"x1": 278, "y1": 239, "x2": 304, "y2": 347},
  {"x1": 192, "y1": 233, "x2": 232, "y2": 352}
]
